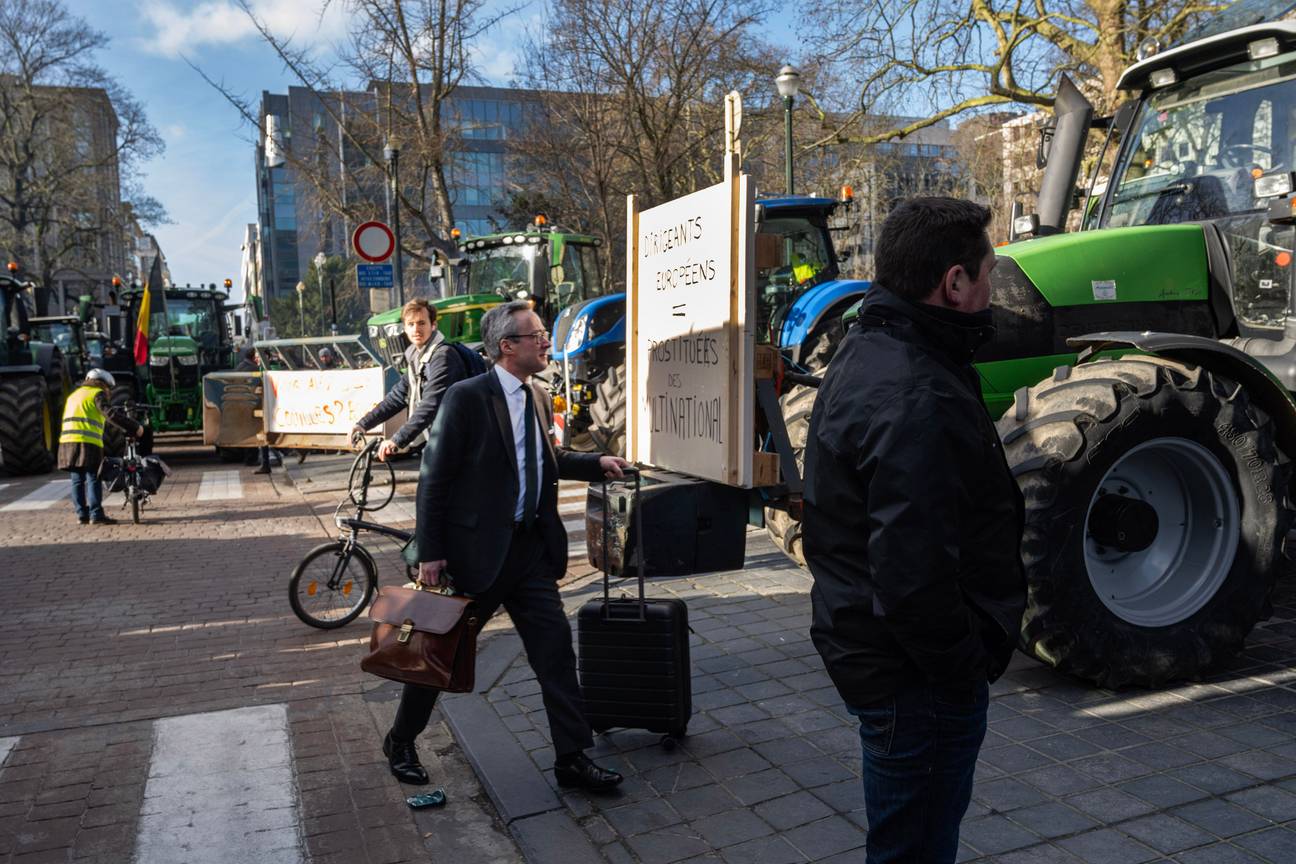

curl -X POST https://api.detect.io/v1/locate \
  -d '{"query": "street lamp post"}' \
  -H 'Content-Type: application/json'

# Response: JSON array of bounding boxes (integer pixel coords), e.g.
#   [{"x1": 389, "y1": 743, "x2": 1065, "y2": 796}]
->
[
  {"x1": 313, "y1": 252, "x2": 327, "y2": 334},
  {"x1": 295, "y1": 280, "x2": 306, "y2": 336},
  {"x1": 384, "y1": 138, "x2": 405, "y2": 307},
  {"x1": 776, "y1": 65, "x2": 801, "y2": 195}
]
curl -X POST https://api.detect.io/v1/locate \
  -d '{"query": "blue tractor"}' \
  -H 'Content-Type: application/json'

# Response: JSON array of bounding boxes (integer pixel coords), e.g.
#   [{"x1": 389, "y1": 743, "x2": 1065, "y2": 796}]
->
[{"x1": 548, "y1": 194, "x2": 870, "y2": 560}]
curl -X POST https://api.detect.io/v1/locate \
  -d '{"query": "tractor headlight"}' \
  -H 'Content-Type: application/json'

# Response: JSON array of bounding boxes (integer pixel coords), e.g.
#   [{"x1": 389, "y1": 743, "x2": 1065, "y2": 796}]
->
[
  {"x1": 176, "y1": 354, "x2": 199, "y2": 366},
  {"x1": 149, "y1": 354, "x2": 168, "y2": 366},
  {"x1": 565, "y1": 315, "x2": 589, "y2": 351}
]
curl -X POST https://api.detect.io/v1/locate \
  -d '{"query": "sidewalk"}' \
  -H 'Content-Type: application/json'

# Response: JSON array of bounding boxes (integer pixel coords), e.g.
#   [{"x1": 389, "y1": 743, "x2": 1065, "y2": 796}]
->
[{"x1": 431, "y1": 533, "x2": 1296, "y2": 864}]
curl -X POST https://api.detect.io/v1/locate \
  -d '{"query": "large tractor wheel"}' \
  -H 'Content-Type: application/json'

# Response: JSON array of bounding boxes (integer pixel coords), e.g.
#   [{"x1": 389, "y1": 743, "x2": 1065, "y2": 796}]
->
[
  {"x1": 0, "y1": 374, "x2": 56, "y2": 475},
  {"x1": 588, "y1": 363, "x2": 626, "y2": 457},
  {"x1": 101, "y1": 381, "x2": 136, "y2": 457},
  {"x1": 764, "y1": 320, "x2": 846, "y2": 566},
  {"x1": 999, "y1": 356, "x2": 1289, "y2": 688}
]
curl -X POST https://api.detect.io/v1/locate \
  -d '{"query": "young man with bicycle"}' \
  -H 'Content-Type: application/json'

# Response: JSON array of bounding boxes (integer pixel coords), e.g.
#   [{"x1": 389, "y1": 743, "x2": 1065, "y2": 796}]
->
[
  {"x1": 351, "y1": 298, "x2": 467, "y2": 460},
  {"x1": 58, "y1": 368, "x2": 145, "y2": 525}
]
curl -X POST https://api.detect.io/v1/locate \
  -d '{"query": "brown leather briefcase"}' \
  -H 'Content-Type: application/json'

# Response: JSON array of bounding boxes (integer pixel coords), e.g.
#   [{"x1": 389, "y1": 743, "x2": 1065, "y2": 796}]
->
[{"x1": 361, "y1": 583, "x2": 479, "y2": 692}]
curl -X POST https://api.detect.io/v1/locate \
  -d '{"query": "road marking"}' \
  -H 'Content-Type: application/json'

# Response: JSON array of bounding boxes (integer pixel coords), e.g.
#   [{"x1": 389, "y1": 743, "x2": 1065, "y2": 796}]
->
[
  {"x1": 195, "y1": 470, "x2": 243, "y2": 501},
  {"x1": 0, "y1": 478, "x2": 70, "y2": 511},
  {"x1": 0, "y1": 736, "x2": 17, "y2": 768},
  {"x1": 134, "y1": 704, "x2": 300, "y2": 864}
]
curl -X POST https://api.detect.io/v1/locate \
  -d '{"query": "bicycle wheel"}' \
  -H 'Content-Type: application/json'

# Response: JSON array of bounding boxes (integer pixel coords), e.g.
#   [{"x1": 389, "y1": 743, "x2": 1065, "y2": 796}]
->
[
  {"x1": 130, "y1": 490, "x2": 141, "y2": 524},
  {"x1": 289, "y1": 541, "x2": 378, "y2": 629},
  {"x1": 347, "y1": 443, "x2": 395, "y2": 512}
]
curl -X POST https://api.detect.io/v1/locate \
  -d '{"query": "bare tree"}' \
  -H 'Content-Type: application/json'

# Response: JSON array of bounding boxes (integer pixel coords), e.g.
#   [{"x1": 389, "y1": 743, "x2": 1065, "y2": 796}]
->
[
  {"x1": 197, "y1": 0, "x2": 512, "y2": 285},
  {"x1": 800, "y1": 0, "x2": 1223, "y2": 149},
  {"x1": 0, "y1": 0, "x2": 165, "y2": 313}
]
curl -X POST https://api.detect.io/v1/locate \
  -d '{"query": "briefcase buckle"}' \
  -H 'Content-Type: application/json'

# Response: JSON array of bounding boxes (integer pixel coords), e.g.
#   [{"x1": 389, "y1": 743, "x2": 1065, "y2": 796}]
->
[{"x1": 397, "y1": 621, "x2": 414, "y2": 644}]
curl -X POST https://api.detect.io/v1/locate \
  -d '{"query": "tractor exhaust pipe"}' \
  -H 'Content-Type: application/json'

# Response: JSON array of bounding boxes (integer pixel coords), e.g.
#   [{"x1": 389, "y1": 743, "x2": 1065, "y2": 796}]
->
[{"x1": 1035, "y1": 75, "x2": 1094, "y2": 235}]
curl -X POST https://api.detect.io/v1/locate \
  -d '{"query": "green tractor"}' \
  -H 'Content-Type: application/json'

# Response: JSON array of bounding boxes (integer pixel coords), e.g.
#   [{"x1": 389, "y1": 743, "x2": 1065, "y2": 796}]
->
[
  {"x1": 771, "y1": 15, "x2": 1296, "y2": 687},
  {"x1": 0, "y1": 269, "x2": 70, "y2": 474},
  {"x1": 360, "y1": 225, "x2": 607, "y2": 390},
  {"x1": 118, "y1": 283, "x2": 237, "y2": 433}
]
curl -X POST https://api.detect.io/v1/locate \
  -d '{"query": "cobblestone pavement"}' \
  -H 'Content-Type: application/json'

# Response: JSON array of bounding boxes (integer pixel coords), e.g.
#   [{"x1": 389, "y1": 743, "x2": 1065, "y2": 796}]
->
[
  {"x1": 6, "y1": 442, "x2": 1296, "y2": 863},
  {"x1": 458, "y1": 541, "x2": 1296, "y2": 864},
  {"x1": 0, "y1": 440, "x2": 519, "y2": 864}
]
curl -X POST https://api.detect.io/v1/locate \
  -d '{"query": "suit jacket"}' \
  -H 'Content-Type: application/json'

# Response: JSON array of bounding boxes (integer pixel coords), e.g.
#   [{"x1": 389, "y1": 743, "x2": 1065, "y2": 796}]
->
[{"x1": 416, "y1": 368, "x2": 605, "y2": 595}]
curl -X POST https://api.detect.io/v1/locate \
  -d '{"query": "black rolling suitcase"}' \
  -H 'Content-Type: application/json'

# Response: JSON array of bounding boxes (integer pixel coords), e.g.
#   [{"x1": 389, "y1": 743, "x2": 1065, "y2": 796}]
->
[{"x1": 578, "y1": 468, "x2": 692, "y2": 741}]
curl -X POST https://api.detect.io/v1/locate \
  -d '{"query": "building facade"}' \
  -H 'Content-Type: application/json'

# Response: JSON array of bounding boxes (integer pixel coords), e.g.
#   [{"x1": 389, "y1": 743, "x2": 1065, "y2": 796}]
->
[{"x1": 254, "y1": 84, "x2": 531, "y2": 302}]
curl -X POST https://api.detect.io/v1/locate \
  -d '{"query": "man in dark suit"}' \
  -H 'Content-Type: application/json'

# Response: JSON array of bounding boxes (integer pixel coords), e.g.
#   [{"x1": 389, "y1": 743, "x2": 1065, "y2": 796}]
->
[{"x1": 385, "y1": 300, "x2": 630, "y2": 793}]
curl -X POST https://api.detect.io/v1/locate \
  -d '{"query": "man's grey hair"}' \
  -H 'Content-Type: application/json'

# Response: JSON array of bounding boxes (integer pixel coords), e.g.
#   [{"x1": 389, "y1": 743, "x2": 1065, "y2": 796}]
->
[{"x1": 480, "y1": 300, "x2": 534, "y2": 361}]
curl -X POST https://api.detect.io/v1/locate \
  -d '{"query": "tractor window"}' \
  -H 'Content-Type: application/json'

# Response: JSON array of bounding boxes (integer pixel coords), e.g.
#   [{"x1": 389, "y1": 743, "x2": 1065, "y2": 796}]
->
[
  {"x1": 31, "y1": 321, "x2": 76, "y2": 353},
  {"x1": 756, "y1": 218, "x2": 832, "y2": 291},
  {"x1": 555, "y1": 243, "x2": 601, "y2": 309},
  {"x1": 468, "y1": 245, "x2": 535, "y2": 300},
  {"x1": 158, "y1": 298, "x2": 221, "y2": 348},
  {"x1": 1105, "y1": 55, "x2": 1296, "y2": 228}
]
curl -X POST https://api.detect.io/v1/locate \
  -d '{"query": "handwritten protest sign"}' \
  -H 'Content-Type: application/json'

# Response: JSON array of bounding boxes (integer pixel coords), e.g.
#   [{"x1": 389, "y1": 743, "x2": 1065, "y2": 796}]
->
[
  {"x1": 264, "y1": 368, "x2": 384, "y2": 434},
  {"x1": 626, "y1": 175, "x2": 755, "y2": 486}
]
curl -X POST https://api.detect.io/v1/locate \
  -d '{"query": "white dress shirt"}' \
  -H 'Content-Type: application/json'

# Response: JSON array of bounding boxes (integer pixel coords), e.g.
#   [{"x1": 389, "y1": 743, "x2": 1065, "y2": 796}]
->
[{"x1": 494, "y1": 365, "x2": 545, "y2": 522}]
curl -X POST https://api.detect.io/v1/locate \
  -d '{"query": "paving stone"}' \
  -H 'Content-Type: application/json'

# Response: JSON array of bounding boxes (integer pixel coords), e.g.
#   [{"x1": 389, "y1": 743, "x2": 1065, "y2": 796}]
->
[
  {"x1": 1225, "y1": 783, "x2": 1296, "y2": 822},
  {"x1": 973, "y1": 777, "x2": 1049, "y2": 812},
  {"x1": 779, "y1": 755, "x2": 855, "y2": 789},
  {"x1": 1063, "y1": 788, "x2": 1156, "y2": 823},
  {"x1": 1028, "y1": 734, "x2": 1101, "y2": 762},
  {"x1": 1169, "y1": 798, "x2": 1268, "y2": 839},
  {"x1": 718, "y1": 834, "x2": 807, "y2": 864},
  {"x1": 1235, "y1": 826, "x2": 1296, "y2": 861},
  {"x1": 979, "y1": 743, "x2": 1055, "y2": 774},
  {"x1": 602, "y1": 799, "x2": 683, "y2": 836},
  {"x1": 1218, "y1": 750, "x2": 1296, "y2": 782},
  {"x1": 752, "y1": 791, "x2": 835, "y2": 831},
  {"x1": 661, "y1": 785, "x2": 743, "y2": 819},
  {"x1": 780, "y1": 815, "x2": 866, "y2": 860},
  {"x1": 723, "y1": 769, "x2": 800, "y2": 806},
  {"x1": 688, "y1": 808, "x2": 773, "y2": 847},
  {"x1": 1006, "y1": 801, "x2": 1099, "y2": 839},
  {"x1": 1119, "y1": 774, "x2": 1212, "y2": 808},
  {"x1": 1172, "y1": 842, "x2": 1267, "y2": 863},
  {"x1": 1071, "y1": 753, "x2": 1156, "y2": 785},
  {"x1": 625, "y1": 826, "x2": 711, "y2": 864},
  {"x1": 1118, "y1": 813, "x2": 1215, "y2": 854},
  {"x1": 959, "y1": 813, "x2": 1042, "y2": 855},
  {"x1": 1017, "y1": 764, "x2": 1104, "y2": 797},
  {"x1": 1171, "y1": 762, "x2": 1260, "y2": 795},
  {"x1": 991, "y1": 842, "x2": 1086, "y2": 864},
  {"x1": 1056, "y1": 828, "x2": 1161, "y2": 864}
]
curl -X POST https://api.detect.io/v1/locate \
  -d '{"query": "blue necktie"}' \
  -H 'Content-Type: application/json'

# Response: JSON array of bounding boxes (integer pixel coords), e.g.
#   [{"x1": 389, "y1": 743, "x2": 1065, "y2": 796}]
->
[{"x1": 523, "y1": 385, "x2": 536, "y2": 528}]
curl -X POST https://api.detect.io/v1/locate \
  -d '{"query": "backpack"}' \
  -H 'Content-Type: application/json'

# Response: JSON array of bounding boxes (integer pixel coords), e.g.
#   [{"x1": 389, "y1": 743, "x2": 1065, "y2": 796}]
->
[{"x1": 448, "y1": 341, "x2": 488, "y2": 378}]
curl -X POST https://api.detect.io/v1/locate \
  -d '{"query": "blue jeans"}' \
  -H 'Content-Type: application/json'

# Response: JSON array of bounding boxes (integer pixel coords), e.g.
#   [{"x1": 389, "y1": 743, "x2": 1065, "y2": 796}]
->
[
  {"x1": 848, "y1": 681, "x2": 989, "y2": 864},
  {"x1": 68, "y1": 468, "x2": 105, "y2": 520}
]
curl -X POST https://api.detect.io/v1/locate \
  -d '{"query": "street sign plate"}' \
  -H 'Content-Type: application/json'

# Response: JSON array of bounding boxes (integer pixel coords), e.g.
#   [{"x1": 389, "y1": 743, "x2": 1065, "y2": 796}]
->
[
  {"x1": 352, "y1": 221, "x2": 395, "y2": 263},
  {"x1": 356, "y1": 263, "x2": 394, "y2": 289}
]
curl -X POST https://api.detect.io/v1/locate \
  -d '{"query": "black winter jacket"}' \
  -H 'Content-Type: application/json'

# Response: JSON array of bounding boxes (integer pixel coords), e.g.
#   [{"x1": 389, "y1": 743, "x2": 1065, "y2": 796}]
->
[
  {"x1": 803, "y1": 285, "x2": 1026, "y2": 707},
  {"x1": 356, "y1": 334, "x2": 467, "y2": 449}
]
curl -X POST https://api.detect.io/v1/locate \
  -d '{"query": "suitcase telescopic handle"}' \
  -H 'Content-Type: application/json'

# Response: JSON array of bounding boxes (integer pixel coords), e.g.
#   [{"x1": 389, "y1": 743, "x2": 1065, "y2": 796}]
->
[{"x1": 601, "y1": 466, "x2": 645, "y2": 622}]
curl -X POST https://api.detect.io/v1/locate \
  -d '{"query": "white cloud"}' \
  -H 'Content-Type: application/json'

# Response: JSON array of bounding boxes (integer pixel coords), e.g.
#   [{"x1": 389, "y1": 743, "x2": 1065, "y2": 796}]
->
[
  {"x1": 469, "y1": 6, "x2": 543, "y2": 85},
  {"x1": 136, "y1": 0, "x2": 351, "y2": 58},
  {"x1": 164, "y1": 123, "x2": 188, "y2": 139}
]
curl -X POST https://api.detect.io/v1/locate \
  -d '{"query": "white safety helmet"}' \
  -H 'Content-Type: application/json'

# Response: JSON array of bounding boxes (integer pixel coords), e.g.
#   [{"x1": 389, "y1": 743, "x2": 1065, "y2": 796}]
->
[{"x1": 85, "y1": 368, "x2": 116, "y2": 388}]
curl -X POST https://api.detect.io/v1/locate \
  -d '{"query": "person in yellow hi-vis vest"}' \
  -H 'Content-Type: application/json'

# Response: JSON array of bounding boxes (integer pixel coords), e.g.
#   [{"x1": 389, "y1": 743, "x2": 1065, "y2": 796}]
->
[
  {"x1": 59, "y1": 369, "x2": 143, "y2": 525},
  {"x1": 792, "y1": 250, "x2": 823, "y2": 285}
]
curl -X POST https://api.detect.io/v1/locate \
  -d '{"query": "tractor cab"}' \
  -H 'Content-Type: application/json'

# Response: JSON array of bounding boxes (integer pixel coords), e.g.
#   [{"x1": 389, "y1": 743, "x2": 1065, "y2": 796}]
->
[
  {"x1": 753, "y1": 196, "x2": 844, "y2": 348},
  {"x1": 461, "y1": 225, "x2": 606, "y2": 325},
  {"x1": 28, "y1": 316, "x2": 90, "y2": 383}
]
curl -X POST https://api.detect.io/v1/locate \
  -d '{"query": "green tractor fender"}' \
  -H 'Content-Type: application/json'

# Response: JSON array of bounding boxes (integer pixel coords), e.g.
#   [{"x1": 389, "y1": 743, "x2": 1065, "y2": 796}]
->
[{"x1": 1066, "y1": 331, "x2": 1296, "y2": 464}]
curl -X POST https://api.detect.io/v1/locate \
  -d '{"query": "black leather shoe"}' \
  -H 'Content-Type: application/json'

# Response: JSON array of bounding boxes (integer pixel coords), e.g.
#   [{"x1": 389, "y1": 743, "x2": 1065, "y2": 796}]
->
[
  {"x1": 383, "y1": 732, "x2": 429, "y2": 785},
  {"x1": 90, "y1": 514, "x2": 117, "y2": 525},
  {"x1": 78, "y1": 516, "x2": 89, "y2": 525},
  {"x1": 554, "y1": 753, "x2": 623, "y2": 791}
]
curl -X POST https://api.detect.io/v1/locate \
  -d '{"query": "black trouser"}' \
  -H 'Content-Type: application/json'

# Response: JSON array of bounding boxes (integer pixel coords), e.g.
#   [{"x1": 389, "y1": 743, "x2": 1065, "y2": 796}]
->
[{"x1": 390, "y1": 524, "x2": 593, "y2": 758}]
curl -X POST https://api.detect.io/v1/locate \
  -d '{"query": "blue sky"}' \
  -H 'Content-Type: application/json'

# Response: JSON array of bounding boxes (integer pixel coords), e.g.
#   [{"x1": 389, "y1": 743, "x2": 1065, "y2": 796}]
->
[{"x1": 67, "y1": 1, "x2": 796, "y2": 298}]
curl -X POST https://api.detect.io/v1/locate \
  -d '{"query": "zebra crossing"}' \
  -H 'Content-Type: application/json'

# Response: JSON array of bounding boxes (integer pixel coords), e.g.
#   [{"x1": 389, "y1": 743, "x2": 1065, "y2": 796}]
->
[{"x1": 0, "y1": 477, "x2": 70, "y2": 511}]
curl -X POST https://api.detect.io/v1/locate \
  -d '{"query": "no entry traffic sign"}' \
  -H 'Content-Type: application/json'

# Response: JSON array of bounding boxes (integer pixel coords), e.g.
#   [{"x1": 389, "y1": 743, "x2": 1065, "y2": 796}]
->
[{"x1": 352, "y1": 221, "x2": 395, "y2": 263}]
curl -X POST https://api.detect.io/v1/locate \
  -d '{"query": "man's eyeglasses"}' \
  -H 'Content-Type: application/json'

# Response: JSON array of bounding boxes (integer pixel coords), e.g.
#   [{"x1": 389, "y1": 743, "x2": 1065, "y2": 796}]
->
[{"x1": 505, "y1": 330, "x2": 549, "y2": 343}]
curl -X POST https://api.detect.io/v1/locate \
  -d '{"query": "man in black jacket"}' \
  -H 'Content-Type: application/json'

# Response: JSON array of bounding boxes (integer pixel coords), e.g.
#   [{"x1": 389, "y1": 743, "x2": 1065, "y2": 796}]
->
[
  {"x1": 382, "y1": 300, "x2": 630, "y2": 793},
  {"x1": 803, "y1": 197, "x2": 1026, "y2": 863},
  {"x1": 352, "y1": 298, "x2": 466, "y2": 461}
]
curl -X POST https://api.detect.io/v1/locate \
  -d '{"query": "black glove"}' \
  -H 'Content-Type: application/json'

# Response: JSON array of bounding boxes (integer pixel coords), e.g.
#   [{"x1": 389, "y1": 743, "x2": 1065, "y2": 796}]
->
[{"x1": 350, "y1": 426, "x2": 366, "y2": 447}]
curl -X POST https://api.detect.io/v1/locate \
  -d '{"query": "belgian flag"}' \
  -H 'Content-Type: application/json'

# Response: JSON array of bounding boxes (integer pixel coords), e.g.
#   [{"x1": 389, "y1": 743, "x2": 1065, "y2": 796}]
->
[{"x1": 133, "y1": 255, "x2": 166, "y2": 366}]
